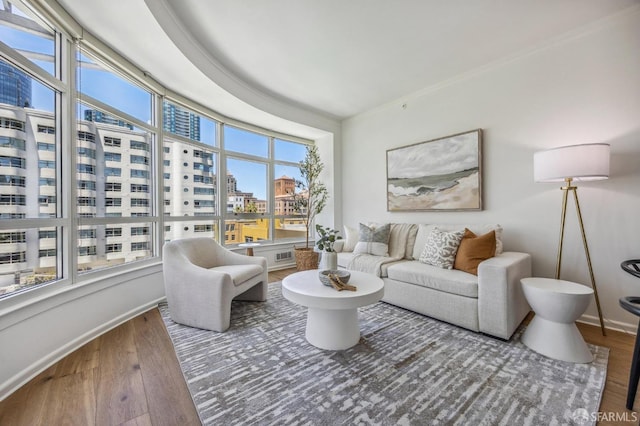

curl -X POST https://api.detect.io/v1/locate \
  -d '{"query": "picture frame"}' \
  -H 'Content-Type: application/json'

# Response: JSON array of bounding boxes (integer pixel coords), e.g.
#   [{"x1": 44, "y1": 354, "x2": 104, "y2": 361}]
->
[{"x1": 386, "y1": 129, "x2": 483, "y2": 211}]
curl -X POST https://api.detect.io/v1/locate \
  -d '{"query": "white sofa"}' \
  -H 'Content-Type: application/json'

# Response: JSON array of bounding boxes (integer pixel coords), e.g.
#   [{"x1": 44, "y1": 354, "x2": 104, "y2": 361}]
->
[{"x1": 334, "y1": 223, "x2": 531, "y2": 340}]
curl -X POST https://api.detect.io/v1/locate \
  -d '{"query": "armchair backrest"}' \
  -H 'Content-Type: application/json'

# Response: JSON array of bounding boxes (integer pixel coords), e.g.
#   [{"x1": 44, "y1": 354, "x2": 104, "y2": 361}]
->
[{"x1": 164, "y1": 237, "x2": 223, "y2": 269}]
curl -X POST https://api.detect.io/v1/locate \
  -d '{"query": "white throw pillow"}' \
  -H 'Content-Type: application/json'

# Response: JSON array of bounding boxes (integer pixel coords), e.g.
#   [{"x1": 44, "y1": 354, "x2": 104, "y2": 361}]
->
[
  {"x1": 353, "y1": 223, "x2": 390, "y2": 257},
  {"x1": 343, "y1": 225, "x2": 358, "y2": 252},
  {"x1": 419, "y1": 227, "x2": 465, "y2": 269}
]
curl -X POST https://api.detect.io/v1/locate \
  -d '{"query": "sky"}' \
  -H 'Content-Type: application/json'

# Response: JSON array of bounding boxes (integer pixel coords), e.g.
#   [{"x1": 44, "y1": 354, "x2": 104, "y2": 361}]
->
[{"x1": 1, "y1": 5, "x2": 306, "y2": 201}]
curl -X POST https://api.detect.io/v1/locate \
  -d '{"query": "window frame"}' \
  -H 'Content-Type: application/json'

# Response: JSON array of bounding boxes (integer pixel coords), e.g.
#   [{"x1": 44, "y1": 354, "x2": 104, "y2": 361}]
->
[{"x1": 0, "y1": 0, "x2": 315, "y2": 304}]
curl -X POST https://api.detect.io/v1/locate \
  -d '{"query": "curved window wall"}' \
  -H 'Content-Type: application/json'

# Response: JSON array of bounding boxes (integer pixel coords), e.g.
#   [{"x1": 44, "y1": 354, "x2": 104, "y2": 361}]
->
[{"x1": 0, "y1": 0, "x2": 311, "y2": 299}]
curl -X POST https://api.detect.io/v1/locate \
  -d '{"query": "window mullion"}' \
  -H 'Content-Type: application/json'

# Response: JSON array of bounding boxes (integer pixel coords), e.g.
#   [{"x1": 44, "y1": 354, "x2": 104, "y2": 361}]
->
[
  {"x1": 268, "y1": 136, "x2": 275, "y2": 241},
  {"x1": 219, "y1": 124, "x2": 228, "y2": 244},
  {"x1": 155, "y1": 94, "x2": 164, "y2": 259},
  {"x1": 66, "y1": 36, "x2": 78, "y2": 284}
]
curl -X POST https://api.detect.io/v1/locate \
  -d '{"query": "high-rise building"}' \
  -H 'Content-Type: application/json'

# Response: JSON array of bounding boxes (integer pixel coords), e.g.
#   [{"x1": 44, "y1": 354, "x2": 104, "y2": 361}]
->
[
  {"x1": 84, "y1": 109, "x2": 134, "y2": 129},
  {"x1": 0, "y1": 61, "x2": 32, "y2": 108},
  {"x1": 163, "y1": 102, "x2": 200, "y2": 140}
]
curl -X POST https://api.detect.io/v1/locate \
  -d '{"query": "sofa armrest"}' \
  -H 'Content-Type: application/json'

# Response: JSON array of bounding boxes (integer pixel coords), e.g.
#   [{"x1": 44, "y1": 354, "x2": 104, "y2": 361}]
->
[{"x1": 477, "y1": 252, "x2": 532, "y2": 339}]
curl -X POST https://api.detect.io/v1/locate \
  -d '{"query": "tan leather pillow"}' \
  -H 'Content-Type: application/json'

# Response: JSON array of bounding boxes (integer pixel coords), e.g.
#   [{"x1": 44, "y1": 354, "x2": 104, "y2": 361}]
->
[{"x1": 454, "y1": 228, "x2": 496, "y2": 275}]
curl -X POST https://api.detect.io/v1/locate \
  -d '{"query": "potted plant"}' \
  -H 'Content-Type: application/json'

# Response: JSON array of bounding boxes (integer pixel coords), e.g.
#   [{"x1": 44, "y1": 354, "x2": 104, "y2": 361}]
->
[
  {"x1": 292, "y1": 145, "x2": 328, "y2": 270},
  {"x1": 316, "y1": 224, "x2": 342, "y2": 270}
]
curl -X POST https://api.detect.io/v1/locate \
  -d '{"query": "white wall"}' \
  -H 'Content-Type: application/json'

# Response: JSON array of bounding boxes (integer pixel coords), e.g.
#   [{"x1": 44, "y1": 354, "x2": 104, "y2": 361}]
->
[{"x1": 341, "y1": 10, "x2": 640, "y2": 331}]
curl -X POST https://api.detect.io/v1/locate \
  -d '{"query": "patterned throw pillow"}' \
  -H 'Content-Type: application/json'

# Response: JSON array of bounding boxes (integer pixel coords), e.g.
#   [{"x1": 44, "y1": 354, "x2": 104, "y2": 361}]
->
[
  {"x1": 419, "y1": 227, "x2": 465, "y2": 269},
  {"x1": 353, "y1": 223, "x2": 391, "y2": 256}
]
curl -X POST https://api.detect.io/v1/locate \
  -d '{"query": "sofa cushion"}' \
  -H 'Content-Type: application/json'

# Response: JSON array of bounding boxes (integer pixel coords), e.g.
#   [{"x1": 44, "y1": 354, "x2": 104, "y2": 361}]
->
[
  {"x1": 454, "y1": 228, "x2": 496, "y2": 275},
  {"x1": 337, "y1": 251, "x2": 356, "y2": 268},
  {"x1": 386, "y1": 261, "x2": 478, "y2": 298},
  {"x1": 418, "y1": 227, "x2": 465, "y2": 269},
  {"x1": 354, "y1": 223, "x2": 390, "y2": 256},
  {"x1": 412, "y1": 224, "x2": 504, "y2": 259}
]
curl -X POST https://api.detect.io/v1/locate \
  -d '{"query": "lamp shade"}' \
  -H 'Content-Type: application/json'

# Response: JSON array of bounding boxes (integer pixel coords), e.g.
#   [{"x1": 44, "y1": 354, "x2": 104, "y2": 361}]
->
[{"x1": 534, "y1": 143, "x2": 610, "y2": 183}]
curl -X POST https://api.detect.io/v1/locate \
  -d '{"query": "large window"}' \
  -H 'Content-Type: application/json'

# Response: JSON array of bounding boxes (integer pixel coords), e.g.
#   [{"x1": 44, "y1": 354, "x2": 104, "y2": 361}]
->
[
  {"x1": 226, "y1": 156, "x2": 267, "y2": 214},
  {"x1": 273, "y1": 140, "x2": 307, "y2": 242},
  {"x1": 0, "y1": 0, "x2": 315, "y2": 300},
  {"x1": 0, "y1": 0, "x2": 61, "y2": 295},
  {"x1": 162, "y1": 122, "x2": 310, "y2": 245},
  {"x1": 75, "y1": 48, "x2": 156, "y2": 274},
  {"x1": 225, "y1": 125, "x2": 268, "y2": 158},
  {"x1": 163, "y1": 99, "x2": 216, "y2": 145}
]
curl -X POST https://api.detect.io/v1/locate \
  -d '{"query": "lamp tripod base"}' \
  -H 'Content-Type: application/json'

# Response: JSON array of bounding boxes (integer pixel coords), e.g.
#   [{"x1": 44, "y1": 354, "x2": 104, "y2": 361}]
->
[{"x1": 556, "y1": 179, "x2": 606, "y2": 336}]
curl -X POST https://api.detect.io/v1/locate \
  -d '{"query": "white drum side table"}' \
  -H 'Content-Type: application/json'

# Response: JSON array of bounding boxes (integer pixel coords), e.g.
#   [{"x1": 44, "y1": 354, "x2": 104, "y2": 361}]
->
[
  {"x1": 521, "y1": 277, "x2": 594, "y2": 363},
  {"x1": 282, "y1": 269, "x2": 384, "y2": 350}
]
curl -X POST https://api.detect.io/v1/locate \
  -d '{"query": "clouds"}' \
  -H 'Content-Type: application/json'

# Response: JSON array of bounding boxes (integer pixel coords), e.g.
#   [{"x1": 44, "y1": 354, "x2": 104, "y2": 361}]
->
[{"x1": 387, "y1": 132, "x2": 479, "y2": 179}]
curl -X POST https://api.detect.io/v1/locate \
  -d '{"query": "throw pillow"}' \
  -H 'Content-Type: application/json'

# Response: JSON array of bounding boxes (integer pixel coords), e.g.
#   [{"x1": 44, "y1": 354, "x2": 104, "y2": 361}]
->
[
  {"x1": 418, "y1": 227, "x2": 465, "y2": 269},
  {"x1": 353, "y1": 223, "x2": 391, "y2": 256},
  {"x1": 343, "y1": 225, "x2": 358, "y2": 252},
  {"x1": 454, "y1": 228, "x2": 497, "y2": 275}
]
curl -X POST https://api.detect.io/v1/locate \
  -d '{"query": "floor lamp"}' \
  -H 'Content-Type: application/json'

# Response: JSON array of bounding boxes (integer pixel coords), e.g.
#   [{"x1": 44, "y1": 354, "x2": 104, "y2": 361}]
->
[{"x1": 534, "y1": 143, "x2": 610, "y2": 336}]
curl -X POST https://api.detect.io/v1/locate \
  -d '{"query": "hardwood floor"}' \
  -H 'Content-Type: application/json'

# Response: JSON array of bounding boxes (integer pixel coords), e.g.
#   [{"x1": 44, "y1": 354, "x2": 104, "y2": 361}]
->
[{"x1": 0, "y1": 267, "x2": 638, "y2": 425}]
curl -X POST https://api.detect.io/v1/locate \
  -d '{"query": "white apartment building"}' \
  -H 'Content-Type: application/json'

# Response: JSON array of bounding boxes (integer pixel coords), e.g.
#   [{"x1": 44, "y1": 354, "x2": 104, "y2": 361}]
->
[{"x1": 0, "y1": 107, "x2": 225, "y2": 293}]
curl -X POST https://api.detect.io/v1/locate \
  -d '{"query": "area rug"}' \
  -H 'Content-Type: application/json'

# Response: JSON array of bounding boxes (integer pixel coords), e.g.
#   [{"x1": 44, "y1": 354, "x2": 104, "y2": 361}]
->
[{"x1": 159, "y1": 283, "x2": 608, "y2": 425}]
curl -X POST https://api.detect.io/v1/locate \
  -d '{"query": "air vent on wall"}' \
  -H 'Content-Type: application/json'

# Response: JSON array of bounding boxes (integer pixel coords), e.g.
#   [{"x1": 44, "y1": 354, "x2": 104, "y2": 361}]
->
[{"x1": 276, "y1": 251, "x2": 292, "y2": 262}]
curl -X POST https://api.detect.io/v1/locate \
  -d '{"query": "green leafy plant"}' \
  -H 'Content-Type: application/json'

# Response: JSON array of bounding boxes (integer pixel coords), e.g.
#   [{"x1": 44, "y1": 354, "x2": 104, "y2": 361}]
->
[
  {"x1": 315, "y1": 224, "x2": 342, "y2": 252},
  {"x1": 292, "y1": 145, "x2": 328, "y2": 249}
]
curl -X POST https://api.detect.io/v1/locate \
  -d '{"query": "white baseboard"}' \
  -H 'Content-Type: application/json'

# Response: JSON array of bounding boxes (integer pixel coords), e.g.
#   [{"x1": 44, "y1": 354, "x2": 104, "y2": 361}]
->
[
  {"x1": 268, "y1": 263, "x2": 296, "y2": 272},
  {"x1": 577, "y1": 313, "x2": 638, "y2": 336},
  {"x1": 0, "y1": 297, "x2": 165, "y2": 401}
]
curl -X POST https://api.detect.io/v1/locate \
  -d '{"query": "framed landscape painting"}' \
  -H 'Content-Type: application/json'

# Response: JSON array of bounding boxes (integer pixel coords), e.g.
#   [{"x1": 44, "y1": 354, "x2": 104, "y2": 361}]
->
[{"x1": 386, "y1": 129, "x2": 482, "y2": 211}]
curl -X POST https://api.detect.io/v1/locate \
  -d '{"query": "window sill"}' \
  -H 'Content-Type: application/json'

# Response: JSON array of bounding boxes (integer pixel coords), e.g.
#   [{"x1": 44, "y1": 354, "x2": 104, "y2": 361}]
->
[{"x1": 0, "y1": 260, "x2": 163, "y2": 332}]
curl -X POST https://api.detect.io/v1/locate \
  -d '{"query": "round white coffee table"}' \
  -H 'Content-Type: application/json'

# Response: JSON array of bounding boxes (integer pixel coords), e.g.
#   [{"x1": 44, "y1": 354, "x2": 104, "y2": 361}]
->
[
  {"x1": 282, "y1": 269, "x2": 384, "y2": 350},
  {"x1": 521, "y1": 277, "x2": 594, "y2": 363}
]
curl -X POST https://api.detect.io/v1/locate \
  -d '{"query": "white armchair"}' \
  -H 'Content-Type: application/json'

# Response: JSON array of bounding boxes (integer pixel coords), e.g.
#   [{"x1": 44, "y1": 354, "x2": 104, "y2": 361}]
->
[{"x1": 162, "y1": 237, "x2": 268, "y2": 332}]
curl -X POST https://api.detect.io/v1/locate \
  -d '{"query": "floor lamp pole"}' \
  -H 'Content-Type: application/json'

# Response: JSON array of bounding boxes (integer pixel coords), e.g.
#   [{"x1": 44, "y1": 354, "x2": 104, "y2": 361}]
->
[{"x1": 556, "y1": 178, "x2": 606, "y2": 336}]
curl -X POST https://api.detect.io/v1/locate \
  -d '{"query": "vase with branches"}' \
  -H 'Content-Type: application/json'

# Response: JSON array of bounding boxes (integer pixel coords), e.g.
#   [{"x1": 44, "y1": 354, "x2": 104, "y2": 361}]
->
[{"x1": 292, "y1": 145, "x2": 328, "y2": 270}]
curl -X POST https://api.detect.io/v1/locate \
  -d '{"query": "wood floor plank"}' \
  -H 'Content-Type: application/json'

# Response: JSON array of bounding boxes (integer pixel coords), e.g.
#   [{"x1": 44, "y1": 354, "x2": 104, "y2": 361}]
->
[
  {"x1": 55, "y1": 338, "x2": 101, "y2": 378},
  {"x1": 120, "y1": 412, "x2": 153, "y2": 426},
  {"x1": 45, "y1": 369, "x2": 96, "y2": 426},
  {"x1": 132, "y1": 309, "x2": 200, "y2": 426},
  {"x1": 0, "y1": 364, "x2": 57, "y2": 425},
  {"x1": 94, "y1": 321, "x2": 149, "y2": 425}
]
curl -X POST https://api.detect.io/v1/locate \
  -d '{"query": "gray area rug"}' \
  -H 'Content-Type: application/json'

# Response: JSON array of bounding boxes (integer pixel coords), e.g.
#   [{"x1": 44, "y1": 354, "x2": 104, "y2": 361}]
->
[{"x1": 159, "y1": 282, "x2": 608, "y2": 425}]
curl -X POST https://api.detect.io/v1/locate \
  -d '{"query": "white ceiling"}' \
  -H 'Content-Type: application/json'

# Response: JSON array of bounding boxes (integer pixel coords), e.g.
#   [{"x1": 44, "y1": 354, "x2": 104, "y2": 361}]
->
[{"x1": 55, "y1": 0, "x2": 638, "y2": 136}]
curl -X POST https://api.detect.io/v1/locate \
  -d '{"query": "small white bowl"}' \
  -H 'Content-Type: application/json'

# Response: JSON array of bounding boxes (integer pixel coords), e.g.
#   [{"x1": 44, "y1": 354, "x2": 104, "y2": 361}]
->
[{"x1": 319, "y1": 269, "x2": 351, "y2": 286}]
